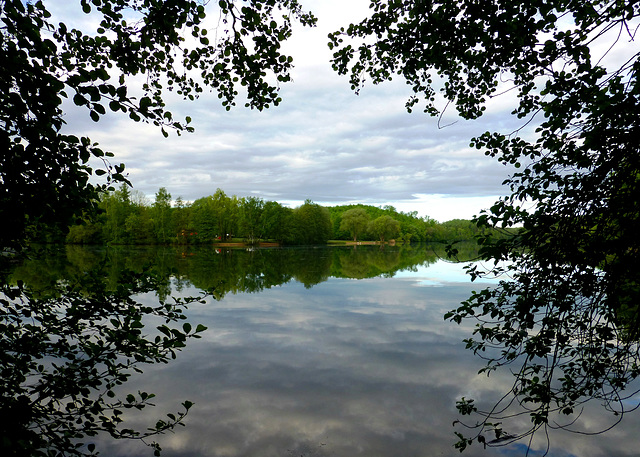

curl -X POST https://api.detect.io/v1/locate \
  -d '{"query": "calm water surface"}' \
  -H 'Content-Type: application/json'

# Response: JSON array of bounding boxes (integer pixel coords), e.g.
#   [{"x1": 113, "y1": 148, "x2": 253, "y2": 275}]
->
[{"x1": 17, "y1": 245, "x2": 640, "y2": 457}]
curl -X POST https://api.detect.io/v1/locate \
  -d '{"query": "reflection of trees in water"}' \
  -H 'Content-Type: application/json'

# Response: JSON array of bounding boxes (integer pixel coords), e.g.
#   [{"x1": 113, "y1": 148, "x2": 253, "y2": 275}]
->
[
  {"x1": 333, "y1": 246, "x2": 414, "y2": 279},
  {"x1": 10, "y1": 244, "x2": 466, "y2": 299},
  {"x1": 12, "y1": 245, "x2": 177, "y2": 301},
  {"x1": 180, "y1": 246, "x2": 421, "y2": 292},
  {"x1": 183, "y1": 247, "x2": 296, "y2": 294},
  {"x1": 3, "y1": 243, "x2": 473, "y2": 455},
  {"x1": 287, "y1": 248, "x2": 333, "y2": 289}
]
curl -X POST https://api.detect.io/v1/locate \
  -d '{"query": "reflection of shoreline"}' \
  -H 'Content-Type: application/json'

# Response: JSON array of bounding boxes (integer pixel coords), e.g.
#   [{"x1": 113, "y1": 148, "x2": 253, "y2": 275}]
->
[
  {"x1": 190, "y1": 240, "x2": 393, "y2": 247},
  {"x1": 11, "y1": 244, "x2": 477, "y2": 297},
  {"x1": 339, "y1": 240, "x2": 393, "y2": 246},
  {"x1": 213, "y1": 242, "x2": 281, "y2": 248}
]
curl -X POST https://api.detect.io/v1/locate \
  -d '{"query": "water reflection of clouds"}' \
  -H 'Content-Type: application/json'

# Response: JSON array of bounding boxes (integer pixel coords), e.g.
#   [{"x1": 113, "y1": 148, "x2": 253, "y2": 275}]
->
[
  {"x1": 393, "y1": 260, "x2": 501, "y2": 287},
  {"x1": 100, "y1": 264, "x2": 640, "y2": 457}
]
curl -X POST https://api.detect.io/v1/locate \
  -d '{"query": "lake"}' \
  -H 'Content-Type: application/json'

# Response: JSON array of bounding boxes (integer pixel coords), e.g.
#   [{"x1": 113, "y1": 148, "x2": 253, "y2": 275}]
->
[{"x1": 9, "y1": 245, "x2": 640, "y2": 457}]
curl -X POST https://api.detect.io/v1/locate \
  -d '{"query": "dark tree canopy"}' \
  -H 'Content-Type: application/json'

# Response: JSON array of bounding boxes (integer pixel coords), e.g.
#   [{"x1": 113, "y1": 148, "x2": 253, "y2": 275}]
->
[
  {"x1": 0, "y1": 0, "x2": 315, "y2": 250},
  {"x1": 330, "y1": 0, "x2": 640, "y2": 452}
]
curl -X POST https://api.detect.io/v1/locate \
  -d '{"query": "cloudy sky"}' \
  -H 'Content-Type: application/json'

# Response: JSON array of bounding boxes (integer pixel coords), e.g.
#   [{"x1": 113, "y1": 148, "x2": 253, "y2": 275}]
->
[{"x1": 55, "y1": 0, "x2": 529, "y2": 222}]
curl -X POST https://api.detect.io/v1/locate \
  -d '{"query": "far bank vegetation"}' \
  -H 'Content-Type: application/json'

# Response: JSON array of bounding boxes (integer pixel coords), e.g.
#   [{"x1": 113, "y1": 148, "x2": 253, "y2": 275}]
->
[{"x1": 59, "y1": 186, "x2": 510, "y2": 246}]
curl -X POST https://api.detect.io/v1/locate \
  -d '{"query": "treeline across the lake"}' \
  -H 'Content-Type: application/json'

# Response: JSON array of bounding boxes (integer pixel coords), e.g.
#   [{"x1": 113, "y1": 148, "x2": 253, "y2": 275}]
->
[{"x1": 64, "y1": 186, "x2": 507, "y2": 246}]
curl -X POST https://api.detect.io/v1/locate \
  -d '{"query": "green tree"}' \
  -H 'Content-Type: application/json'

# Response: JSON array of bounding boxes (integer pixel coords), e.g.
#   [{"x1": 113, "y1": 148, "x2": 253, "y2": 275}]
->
[
  {"x1": 238, "y1": 196, "x2": 264, "y2": 243},
  {"x1": 339, "y1": 208, "x2": 370, "y2": 242},
  {"x1": 368, "y1": 215, "x2": 400, "y2": 243},
  {"x1": 190, "y1": 195, "x2": 218, "y2": 242},
  {"x1": 328, "y1": 204, "x2": 434, "y2": 242},
  {"x1": 152, "y1": 187, "x2": 172, "y2": 243},
  {"x1": 66, "y1": 221, "x2": 104, "y2": 245},
  {"x1": 102, "y1": 184, "x2": 134, "y2": 243},
  {"x1": 172, "y1": 196, "x2": 192, "y2": 242},
  {"x1": 212, "y1": 189, "x2": 239, "y2": 241},
  {"x1": 440, "y1": 219, "x2": 481, "y2": 241},
  {"x1": 260, "y1": 200, "x2": 292, "y2": 242},
  {"x1": 292, "y1": 200, "x2": 332, "y2": 245},
  {"x1": 330, "y1": 0, "x2": 640, "y2": 451},
  {"x1": 188, "y1": 190, "x2": 241, "y2": 242},
  {"x1": 125, "y1": 205, "x2": 154, "y2": 244}
]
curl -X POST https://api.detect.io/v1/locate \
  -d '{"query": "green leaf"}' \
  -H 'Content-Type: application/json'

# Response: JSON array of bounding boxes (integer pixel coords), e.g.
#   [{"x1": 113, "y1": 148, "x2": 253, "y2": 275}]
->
[{"x1": 73, "y1": 93, "x2": 87, "y2": 106}]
